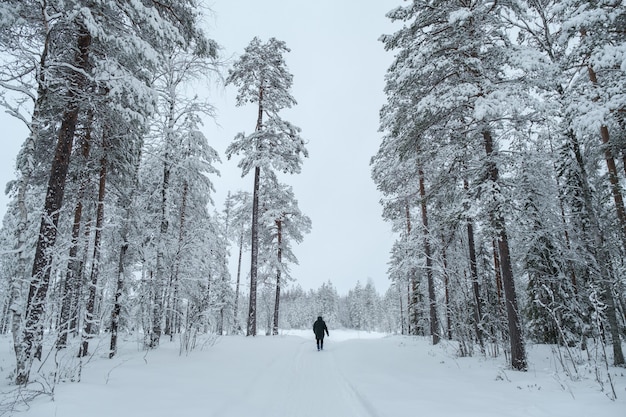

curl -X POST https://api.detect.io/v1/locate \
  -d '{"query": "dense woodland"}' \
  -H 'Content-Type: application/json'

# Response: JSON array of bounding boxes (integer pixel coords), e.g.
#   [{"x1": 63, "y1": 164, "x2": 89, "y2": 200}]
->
[
  {"x1": 0, "y1": 0, "x2": 624, "y2": 389},
  {"x1": 372, "y1": 0, "x2": 626, "y2": 373}
]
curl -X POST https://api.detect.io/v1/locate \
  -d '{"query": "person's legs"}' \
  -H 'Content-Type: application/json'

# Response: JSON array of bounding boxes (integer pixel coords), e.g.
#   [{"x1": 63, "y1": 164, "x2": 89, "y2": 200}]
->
[
  {"x1": 316, "y1": 338, "x2": 320, "y2": 350},
  {"x1": 320, "y1": 338, "x2": 324, "y2": 350}
]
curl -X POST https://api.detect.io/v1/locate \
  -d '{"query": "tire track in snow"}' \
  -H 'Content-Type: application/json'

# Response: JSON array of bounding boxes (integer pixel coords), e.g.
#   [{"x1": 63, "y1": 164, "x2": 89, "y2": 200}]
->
[
  {"x1": 286, "y1": 341, "x2": 382, "y2": 417},
  {"x1": 210, "y1": 337, "x2": 309, "y2": 417},
  {"x1": 328, "y1": 347, "x2": 381, "y2": 417},
  {"x1": 209, "y1": 336, "x2": 382, "y2": 417}
]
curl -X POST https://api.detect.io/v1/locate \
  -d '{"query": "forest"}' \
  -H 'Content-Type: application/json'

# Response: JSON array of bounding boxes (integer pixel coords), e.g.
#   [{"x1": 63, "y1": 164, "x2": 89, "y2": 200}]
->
[
  {"x1": 0, "y1": 0, "x2": 624, "y2": 395},
  {"x1": 372, "y1": 0, "x2": 626, "y2": 374}
]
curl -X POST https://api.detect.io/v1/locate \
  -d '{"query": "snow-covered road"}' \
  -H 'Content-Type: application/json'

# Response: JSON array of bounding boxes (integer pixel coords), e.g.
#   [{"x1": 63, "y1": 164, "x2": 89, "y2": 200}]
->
[
  {"x1": 209, "y1": 336, "x2": 380, "y2": 417},
  {"x1": 3, "y1": 331, "x2": 625, "y2": 416}
]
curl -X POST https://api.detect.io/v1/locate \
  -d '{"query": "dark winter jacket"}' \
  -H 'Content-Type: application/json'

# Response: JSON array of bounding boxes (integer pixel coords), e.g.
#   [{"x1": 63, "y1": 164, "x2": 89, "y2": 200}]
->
[{"x1": 313, "y1": 317, "x2": 329, "y2": 339}]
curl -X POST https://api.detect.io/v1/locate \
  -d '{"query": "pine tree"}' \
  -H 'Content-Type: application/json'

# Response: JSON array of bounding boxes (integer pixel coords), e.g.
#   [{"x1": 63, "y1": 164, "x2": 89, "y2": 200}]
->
[
  {"x1": 226, "y1": 37, "x2": 308, "y2": 336},
  {"x1": 379, "y1": 1, "x2": 528, "y2": 369},
  {"x1": 255, "y1": 174, "x2": 311, "y2": 335},
  {"x1": 503, "y1": 0, "x2": 625, "y2": 366}
]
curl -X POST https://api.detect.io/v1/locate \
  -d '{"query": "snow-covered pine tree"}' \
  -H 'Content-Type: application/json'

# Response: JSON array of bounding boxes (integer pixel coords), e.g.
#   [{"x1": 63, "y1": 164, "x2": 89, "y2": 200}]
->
[
  {"x1": 0, "y1": 0, "x2": 217, "y2": 384},
  {"x1": 0, "y1": 1, "x2": 64, "y2": 359},
  {"x1": 315, "y1": 282, "x2": 340, "y2": 328},
  {"x1": 226, "y1": 37, "x2": 308, "y2": 336},
  {"x1": 371, "y1": 126, "x2": 430, "y2": 337},
  {"x1": 379, "y1": 1, "x2": 528, "y2": 369},
  {"x1": 558, "y1": 0, "x2": 626, "y2": 366},
  {"x1": 502, "y1": 0, "x2": 625, "y2": 366},
  {"x1": 18, "y1": 15, "x2": 93, "y2": 386},
  {"x1": 256, "y1": 173, "x2": 311, "y2": 335}
]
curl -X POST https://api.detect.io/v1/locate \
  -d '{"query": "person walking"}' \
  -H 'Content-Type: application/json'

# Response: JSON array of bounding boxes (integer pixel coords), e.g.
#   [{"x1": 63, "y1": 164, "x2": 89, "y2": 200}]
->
[{"x1": 313, "y1": 316, "x2": 329, "y2": 351}]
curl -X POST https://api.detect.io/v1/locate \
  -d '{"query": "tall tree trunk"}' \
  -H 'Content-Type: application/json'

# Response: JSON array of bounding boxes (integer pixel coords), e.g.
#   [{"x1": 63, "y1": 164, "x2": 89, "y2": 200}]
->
[
  {"x1": 404, "y1": 201, "x2": 417, "y2": 335},
  {"x1": 398, "y1": 283, "x2": 405, "y2": 335},
  {"x1": 464, "y1": 178, "x2": 485, "y2": 351},
  {"x1": 151, "y1": 151, "x2": 171, "y2": 347},
  {"x1": 110, "y1": 154, "x2": 140, "y2": 358},
  {"x1": 418, "y1": 167, "x2": 439, "y2": 345},
  {"x1": 16, "y1": 27, "x2": 91, "y2": 385},
  {"x1": 441, "y1": 241, "x2": 452, "y2": 340},
  {"x1": 204, "y1": 273, "x2": 212, "y2": 333},
  {"x1": 585, "y1": 48, "x2": 626, "y2": 250},
  {"x1": 218, "y1": 199, "x2": 231, "y2": 337},
  {"x1": 584, "y1": 57, "x2": 626, "y2": 357},
  {"x1": 79, "y1": 145, "x2": 107, "y2": 358},
  {"x1": 569, "y1": 131, "x2": 625, "y2": 366},
  {"x1": 546, "y1": 137, "x2": 580, "y2": 293},
  {"x1": 109, "y1": 239, "x2": 128, "y2": 358},
  {"x1": 272, "y1": 219, "x2": 283, "y2": 336},
  {"x1": 57, "y1": 196, "x2": 84, "y2": 348},
  {"x1": 9, "y1": 0, "x2": 54, "y2": 360},
  {"x1": 407, "y1": 280, "x2": 413, "y2": 335},
  {"x1": 492, "y1": 240, "x2": 503, "y2": 305},
  {"x1": 169, "y1": 181, "x2": 188, "y2": 339},
  {"x1": 70, "y1": 216, "x2": 91, "y2": 336},
  {"x1": 247, "y1": 85, "x2": 264, "y2": 337},
  {"x1": 483, "y1": 130, "x2": 526, "y2": 371},
  {"x1": 57, "y1": 113, "x2": 92, "y2": 349},
  {"x1": 233, "y1": 227, "x2": 244, "y2": 333},
  {"x1": 600, "y1": 125, "x2": 626, "y2": 243},
  {"x1": 248, "y1": 165, "x2": 260, "y2": 336}
]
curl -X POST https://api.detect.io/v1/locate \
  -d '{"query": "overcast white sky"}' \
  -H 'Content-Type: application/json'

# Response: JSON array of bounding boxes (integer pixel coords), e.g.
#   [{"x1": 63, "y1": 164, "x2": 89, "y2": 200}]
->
[{"x1": 0, "y1": 0, "x2": 400, "y2": 295}]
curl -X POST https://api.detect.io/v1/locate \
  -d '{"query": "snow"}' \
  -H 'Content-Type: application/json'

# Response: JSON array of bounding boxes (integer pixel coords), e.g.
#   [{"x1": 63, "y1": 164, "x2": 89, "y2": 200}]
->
[
  {"x1": 1, "y1": 330, "x2": 625, "y2": 416},
  {"x1": 448, "y1": 9, "x2": 472, "y2": 25}
]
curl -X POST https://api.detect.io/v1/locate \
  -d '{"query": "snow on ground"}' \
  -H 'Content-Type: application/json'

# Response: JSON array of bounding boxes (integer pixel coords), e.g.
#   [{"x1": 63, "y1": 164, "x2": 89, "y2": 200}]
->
[{"x1": 0, "y1": 330, "x2": 625, "y2": 416}]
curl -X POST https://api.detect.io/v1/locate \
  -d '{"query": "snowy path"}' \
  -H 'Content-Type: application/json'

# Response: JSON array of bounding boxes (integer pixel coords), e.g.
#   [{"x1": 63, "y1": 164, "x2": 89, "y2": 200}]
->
[
  {"x1": 209, "y1": 337, "x2": 380, "y2": 417},
  {"x1": 4, "y1": 331, "x2": 625, "y2": 416}
]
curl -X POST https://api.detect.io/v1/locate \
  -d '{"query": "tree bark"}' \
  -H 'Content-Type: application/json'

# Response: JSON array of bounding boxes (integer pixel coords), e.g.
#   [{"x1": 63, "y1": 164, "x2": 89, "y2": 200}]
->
[
  {"x1": 441, "y1": 242, "x2": 452, "y2": 340},
  {"x1": 584, "y1": 57, "x2": 626, "y2": 359},
  {"x1": 548, "y1": 134, "x2": 579, "y2": 294},
  {"x1": 247, "y1": 165, "x2": 260, "y2": 336},
  {"x1": 569, "y1": 131, "x2": 625, "y2": 366},
  {"x1": 272, "y1": 219, "x2": 283, "y2": 336},
  {"x1": 110, "y1": 155, "x2": 140, "y2": 358},
  {"x1": 404, "y1": 201, "x2": 417, "y2": 335},
  {"x1": 109, "y1": 240, "x2": 128, "y2": 358},
  {"x1": 10, "y1": 37, "x2": 51, "y2": 360},
  {"x1": 169, "y1": 181, "x2": 188, "y2": 338},
  {"x1": 407, "y1": 280, "x2": 414, "y2": 335},
  {"x1": 483, "y1": 130, "x2": 526, "y2": 371},
  {"x1": 418, "y1": 167, "x2": 439, "y2": 345},
  {"x1": 247, "y1": 85, "x2": 264, "y2": 337},
  {"x1": 398, "y1": 283, "x2": 405, "y2": 335},
  {"x1": 586, "y1": 52, "x2": 626, "y2": 250},
  {"x1": 16, "y1": 27, "x2": 91, "y2": 385},
  {"x1": 151, "y1": 150, "x2": 171, "y2": 347},
  {"x1": 79, "y1": 145, "x2": 107, "y2": 358},
  {"x1": 492, "y1": 240, "x2": 503, "y2": 305},
  {"x1": 57, "y1": 113, "x2": 92, "y2": 349},
  {"x1": 218, "y1": 196, "x2": 231, "y2": 336},
  {"x1": 233, "y1": 227, "x2": 244, "y2": 333},
  {"x1": 464, "y1": 178, "x2": 485, "y2": 351}
]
